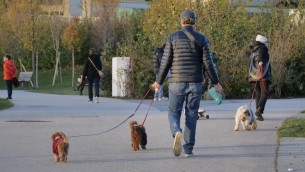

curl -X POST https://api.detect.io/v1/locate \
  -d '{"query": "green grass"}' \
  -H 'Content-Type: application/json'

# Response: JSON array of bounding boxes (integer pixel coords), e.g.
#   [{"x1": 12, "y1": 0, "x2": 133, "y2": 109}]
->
[
  {"x1": 28, "y1": 70, "x2": 82, "y2": 95},
  {"x1": 0, "y1": 98, "x2": 14, "y2": 110},
  {"x1": 0, "y1": 69, "x2": 84, "y2": 95},
  {"x1": 278, "y1": 111, "x2": 305, "y2": 138}
]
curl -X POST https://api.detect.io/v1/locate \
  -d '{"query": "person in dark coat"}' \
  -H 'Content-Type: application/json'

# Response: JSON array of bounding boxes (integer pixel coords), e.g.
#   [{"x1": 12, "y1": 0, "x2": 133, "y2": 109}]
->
[
  {"x1": 153, "y1": 44, "x2": 168, "y2": 101},
  {"x1": 152, "y1": 10, "x2": 223, "y2": 157},
  {"x1": 249, "y1": 34, "x2": 272, "y2": 121},
  {"x1": 82, "y1": 48, "x2": 102, "y2": 103}
]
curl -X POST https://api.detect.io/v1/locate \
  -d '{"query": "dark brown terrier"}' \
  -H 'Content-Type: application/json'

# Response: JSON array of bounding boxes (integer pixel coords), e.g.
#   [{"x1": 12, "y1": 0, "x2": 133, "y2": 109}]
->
[{"x1": 129, "y1": 120, "x2": 147, "y2": 151}]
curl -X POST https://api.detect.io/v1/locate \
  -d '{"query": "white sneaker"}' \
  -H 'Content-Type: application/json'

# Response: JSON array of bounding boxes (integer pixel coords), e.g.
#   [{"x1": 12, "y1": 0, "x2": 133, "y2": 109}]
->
[
  {"x1": 154, "y1": 97, "x2": 157, "y2": 101},
  {"x1": 158, "y1": 97, "x2": 168, "y2": 101},
  {"x1": 88, "y1": 100, "x2": 93, "y2": 103},
  {"x1": 184, "y1": 153, "x2": 194, "y2": 157},
  {"x1": 95, "y1": 97, "x2": 99, "y2": 103},
  {"x1": 173, "y1": 132, "x2": 182, "y2": 156}
]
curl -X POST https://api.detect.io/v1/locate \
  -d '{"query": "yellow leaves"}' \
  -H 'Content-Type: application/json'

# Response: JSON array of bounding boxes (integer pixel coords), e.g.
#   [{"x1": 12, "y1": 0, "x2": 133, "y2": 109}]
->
[
  {"x1": 62, "y1": 18, "x2": 82, "y2": 51},
  {"x1": 6, "y1": 0, "x2": 44, "y2": 51}
]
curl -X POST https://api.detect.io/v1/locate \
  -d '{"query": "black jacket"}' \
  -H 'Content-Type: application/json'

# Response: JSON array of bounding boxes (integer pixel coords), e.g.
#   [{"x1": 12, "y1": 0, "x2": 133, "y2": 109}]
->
[
  {"x1": 156, "y1": 26, "x2": 219, "y2": 85},
  {"x1": 248, "y1": 41, "x2": 272, "y2": 83},
  {"x1": 82, "y1": 54, "x2": 102, "y2": 81},
  {"x1": 153, "y1": 47, "x2": 164, "y2": 75}
]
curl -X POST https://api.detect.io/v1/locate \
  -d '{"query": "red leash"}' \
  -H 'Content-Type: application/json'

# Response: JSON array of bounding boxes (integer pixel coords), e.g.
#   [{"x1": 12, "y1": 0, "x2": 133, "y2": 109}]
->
[
  {"x1": 249, "y1": 65, "x2": 268, "y2": 108},
  {"x1": 142, "y1": 89, "x2": 158, "y2": 125},
  {"x1": 260, "y1": 65, "x2": 269, "y2": 94},
  {"x1": 69, "y1": 88, "x2": 152, "y2": 138},
  {"x1": 249, "y1": 80, "x2": 257, "y2": 108}
]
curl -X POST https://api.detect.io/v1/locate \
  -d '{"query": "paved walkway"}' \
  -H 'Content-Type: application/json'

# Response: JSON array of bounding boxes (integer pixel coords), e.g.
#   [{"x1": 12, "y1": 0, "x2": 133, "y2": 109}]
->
[{"x1": 0, "y1": 90, "x2": 304, "y2": 172}]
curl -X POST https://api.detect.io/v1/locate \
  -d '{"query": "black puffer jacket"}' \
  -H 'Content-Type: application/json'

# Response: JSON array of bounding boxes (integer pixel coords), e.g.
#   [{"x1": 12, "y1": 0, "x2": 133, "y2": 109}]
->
[
  {"x1": 248, "y1": 41, "x2": 272, "y2": 83},
  {"x1": 156, "y1": 26, "x2": 219, "y2": 85},
  {"x1": 82, "y1": 54, "x2": 102, "y2": 81}
]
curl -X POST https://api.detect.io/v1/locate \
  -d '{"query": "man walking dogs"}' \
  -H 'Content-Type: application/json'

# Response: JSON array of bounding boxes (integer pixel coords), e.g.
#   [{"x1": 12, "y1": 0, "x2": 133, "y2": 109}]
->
[{"x1": 152, "y1": 10, "x2": 223, "y2": 157}]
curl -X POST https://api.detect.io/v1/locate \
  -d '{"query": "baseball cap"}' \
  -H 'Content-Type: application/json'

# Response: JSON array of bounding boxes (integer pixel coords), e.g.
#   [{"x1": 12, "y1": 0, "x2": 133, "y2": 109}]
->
[{"x1": 180, "y1": 10, "x2": 196, "y2": 25}]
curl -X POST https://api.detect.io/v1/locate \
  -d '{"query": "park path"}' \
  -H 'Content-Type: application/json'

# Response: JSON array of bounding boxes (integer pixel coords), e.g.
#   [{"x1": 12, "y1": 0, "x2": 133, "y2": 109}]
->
[{"x1": 0, "y1": 90, "x2": 304, "y2": 172}]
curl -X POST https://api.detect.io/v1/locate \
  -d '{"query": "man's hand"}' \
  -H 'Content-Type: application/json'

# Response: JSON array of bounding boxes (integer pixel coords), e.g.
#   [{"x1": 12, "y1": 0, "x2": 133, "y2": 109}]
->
[
  {"x1": 151, "y1": 82, "x2": 161, "y2": 91},
  {"x1": 259, "y1": 61, "x2": 263, "y2": 66},
  {"x1": 214, "y1": 83, "x2": 224, "y2": 94}
]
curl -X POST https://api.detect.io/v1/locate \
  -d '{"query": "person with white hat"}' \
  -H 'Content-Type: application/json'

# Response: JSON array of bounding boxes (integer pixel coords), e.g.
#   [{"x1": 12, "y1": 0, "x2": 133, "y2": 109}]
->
[
  {"x1": 248, "y1": 34, "x2": 272, "y2": 121},
  {"x1": 152, "y1": 9, "x2": 223, "y2": 157}
]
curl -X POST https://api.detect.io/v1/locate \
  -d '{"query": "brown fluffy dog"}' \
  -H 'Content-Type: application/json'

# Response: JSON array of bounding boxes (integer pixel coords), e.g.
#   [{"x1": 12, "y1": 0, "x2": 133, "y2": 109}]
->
[
  {"x1": 51, "y1": 131, "x2": 69, "y2": 162},
  {"x1": 129, "y1": 120, "x2": 147, "y2": 151}
]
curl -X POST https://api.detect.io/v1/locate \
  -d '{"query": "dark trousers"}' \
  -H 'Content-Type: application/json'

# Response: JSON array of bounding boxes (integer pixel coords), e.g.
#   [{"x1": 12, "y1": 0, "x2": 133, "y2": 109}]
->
[
  {"x1": 5, "y1": 80, "x2": 13, "y2": 98},
  {"x1": 255, "y1": 81, "x2": 270, "y2": 113},
  {"x1": 87, "y1": 76, "x2": 100, "y2": 101}
]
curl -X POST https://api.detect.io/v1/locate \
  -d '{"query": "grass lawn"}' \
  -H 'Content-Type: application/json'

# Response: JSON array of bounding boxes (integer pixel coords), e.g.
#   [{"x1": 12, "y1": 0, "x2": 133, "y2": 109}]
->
[
  {"x1": 0, "y1": 69, "x2": 85, "y2": 96},
  {"x1": 277, "y1": 110, "x2": 305, "y2": 138},
  {"x1": 0, "y1": 98, "x2": 14, "y2": 110}
]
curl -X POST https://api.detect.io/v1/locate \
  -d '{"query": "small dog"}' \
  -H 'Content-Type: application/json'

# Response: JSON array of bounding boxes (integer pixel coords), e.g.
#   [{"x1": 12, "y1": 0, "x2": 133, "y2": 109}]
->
[
  {"x1": 129, "y1": 120, "x2": 147, "y2": 151},
  {"x1": 51, "y1": 131, "x2": 69, "y2": 162},
  {"x1": 234, "y1": 105, "x2": 257, "y2": 131}
]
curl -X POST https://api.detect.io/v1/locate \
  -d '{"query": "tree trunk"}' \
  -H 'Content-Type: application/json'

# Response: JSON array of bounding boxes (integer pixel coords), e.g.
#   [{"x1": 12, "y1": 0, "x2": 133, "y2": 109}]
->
[
  {"x1": 52, "y1": 52, "x2": 59, "y2": 86},
  {"x1": 72, "y1": 49, "x2": 75, "y2": 87},
  {"x1": 32, "y1": 51, "x2": 35, "y2": 88},
  {"x1": 35, "y1": 50, "x2": 39, "y2": 88}
]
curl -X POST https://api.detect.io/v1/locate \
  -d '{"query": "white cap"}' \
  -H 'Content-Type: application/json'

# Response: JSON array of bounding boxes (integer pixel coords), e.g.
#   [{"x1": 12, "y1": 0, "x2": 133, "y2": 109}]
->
[{"x1": 256, "y1": 35, "x2": 268, "y2": 44}]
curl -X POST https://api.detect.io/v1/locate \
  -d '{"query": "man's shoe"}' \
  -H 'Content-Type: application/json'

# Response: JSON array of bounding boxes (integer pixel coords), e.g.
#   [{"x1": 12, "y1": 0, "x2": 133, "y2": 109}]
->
[
  {"x1": 255, "y1": 111, "x2": 264, "y2": 121},
  {"x1": 5, "y1": 97, "x2": 12, "y2": 100},
  {"x1": 184, "y1": 152, "x2": 194, "y2": 157},
  {"x1": 88, "y1": 100, "x2": 93, "y2": 103},
  {"x1": 173, "y1": 132, "x2": 182, "y2": 156},
  {"x1": 95, "y1": 97, "x2": 99, "y2": 103},
  {"x1": 158, "y1": 97, "x2": 168, "y2": 101}
]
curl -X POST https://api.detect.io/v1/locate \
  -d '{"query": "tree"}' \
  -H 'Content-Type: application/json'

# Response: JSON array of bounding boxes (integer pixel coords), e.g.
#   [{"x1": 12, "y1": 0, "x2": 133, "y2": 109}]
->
[
  {"x1": 49, "y1": 15, "x2": 66, "y2": 86},
  {"x1": 6, "y1": 0, "x2": 46, "y2": 88},
  {"x1": 62, "y1": 17, "x2": 83, "y2": 87},
  {"x1": 91, "y1": 0, "x2": 119, "y2": 50}
]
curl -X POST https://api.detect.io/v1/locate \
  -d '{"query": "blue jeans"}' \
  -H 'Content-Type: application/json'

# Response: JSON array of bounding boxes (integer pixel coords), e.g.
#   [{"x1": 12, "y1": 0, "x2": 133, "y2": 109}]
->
[
  {"x1": 155, "y1": 84, "x2": 164, "y2": 99},
  {"x1": 168, "y1": 82, "x2": 203, "y2": 154},
  {"x1": 87, "y1": 76, "x2": 100, "y2": 101},
  {"x1": 5, "y1": 80, "x2": 13, "y2": 98}
]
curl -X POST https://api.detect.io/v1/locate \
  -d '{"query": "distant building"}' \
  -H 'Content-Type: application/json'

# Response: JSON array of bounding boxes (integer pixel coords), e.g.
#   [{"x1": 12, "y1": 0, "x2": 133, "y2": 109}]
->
[
  {"x1": 41, "y1": 0, "x2": 299, "y2": 19},
  {"x1": 42, "y1": 0, "x2": 150, "y2": 19}
]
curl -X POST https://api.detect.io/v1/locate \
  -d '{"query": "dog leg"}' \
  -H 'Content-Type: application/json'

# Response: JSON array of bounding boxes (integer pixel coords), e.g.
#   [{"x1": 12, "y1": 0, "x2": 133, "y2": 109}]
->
[
  {"x1": 234, "y1": 118, "x2": 240, "y2": 131},
  {"x1": 62, "y1": 153, "x2": 67, "y2": 163},
  {"x1": 252, "y1": 122, "x2": 257, "y2": 130},
  {"x1": 54, "y1": 155, "x2": 59, "y2": 162},
  {"x1": 242, "y1": 120, "x2": 250, "y2": 130}
]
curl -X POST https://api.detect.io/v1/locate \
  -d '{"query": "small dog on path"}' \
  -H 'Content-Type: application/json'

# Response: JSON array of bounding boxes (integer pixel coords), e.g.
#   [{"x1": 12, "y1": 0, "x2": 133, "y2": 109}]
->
[
  {"x1": 51, "y1": 131, "x2": 69, "y2": 162},
  {"x1": 129, "y1": 120, "x2": 147, "y2": 151},
  {"x1": 234, "y1": 105, "x2": 257, "y2": 131}
]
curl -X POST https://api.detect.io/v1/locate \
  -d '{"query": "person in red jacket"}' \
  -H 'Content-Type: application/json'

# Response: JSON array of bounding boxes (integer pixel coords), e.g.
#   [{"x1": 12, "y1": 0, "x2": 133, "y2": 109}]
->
[{"x1": 3, "y1": 54, "x2": 17, "y2": 100}]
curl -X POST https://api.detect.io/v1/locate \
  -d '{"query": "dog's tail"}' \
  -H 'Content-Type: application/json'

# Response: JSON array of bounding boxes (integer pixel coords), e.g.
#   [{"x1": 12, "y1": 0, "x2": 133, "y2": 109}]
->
[{"x1": 58, "y1": 132, "x2": 69, "y2": 143}]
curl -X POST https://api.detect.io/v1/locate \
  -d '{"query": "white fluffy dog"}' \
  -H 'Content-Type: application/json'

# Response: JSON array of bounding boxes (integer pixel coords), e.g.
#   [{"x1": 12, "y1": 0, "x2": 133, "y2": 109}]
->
[{"x1": 234, "y1": 105, "x2": 257, "y2": 131}]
